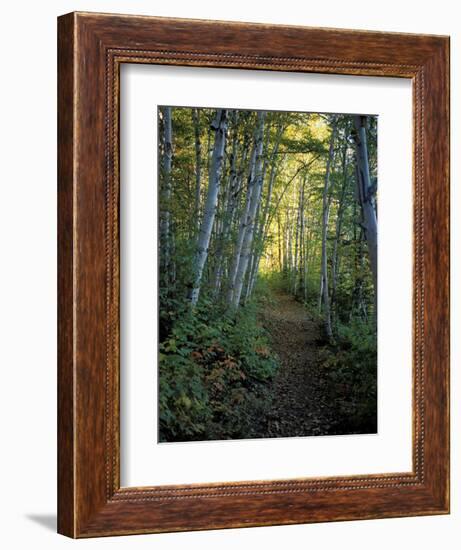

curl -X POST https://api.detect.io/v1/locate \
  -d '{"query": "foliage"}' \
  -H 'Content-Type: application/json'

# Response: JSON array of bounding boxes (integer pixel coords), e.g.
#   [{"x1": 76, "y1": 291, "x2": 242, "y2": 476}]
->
[
  {"x1": 159, "y1": 295, "x2": 278, "y2": 442},
  {"x1": 158, "y1": 105, "x2": 378, "y2": 441},
  {"x1": 322, "y1": 318, "x2": 377, "y2": 433}
]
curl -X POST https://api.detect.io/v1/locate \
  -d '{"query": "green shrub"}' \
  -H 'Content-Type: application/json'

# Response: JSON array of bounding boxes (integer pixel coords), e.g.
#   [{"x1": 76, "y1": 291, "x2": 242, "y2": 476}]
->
[
  {"x1": 323, "y1": 318, "x2": 377, "y2": 434},
  {"x1": 159, "y1": 298, "x2": 278, "y2": 442}
]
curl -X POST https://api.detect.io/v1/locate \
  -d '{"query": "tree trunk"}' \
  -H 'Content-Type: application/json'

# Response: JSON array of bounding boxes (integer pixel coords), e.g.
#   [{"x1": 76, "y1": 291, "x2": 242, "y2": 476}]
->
[
  {"x1": 245, "y1": 122, "x2": 284, "y2": 301},
  {"x1": 192, "y1": 108, "x2": 202, "y2": 232},
  {"x1": 353, "y1": 115, "x2": 378, "y2": 303},
  {"x1": 232, "y1": 111, "x2": 266, "y2": 308},
  {"x1": 159, "y1": 107, "x2": 173, "y2": 287},
  {"x1": 298, "y1": 178, "x2": 306, "y2": 298},
  {"x1": 226, "y1": 141, "x2": 257, "y2": 305},
  {"x1": 211, "y1": 113, "x2": 240, "y2": 296},
  {"x1": 331, "y1": 142, "x2": 349, "y2": 318},
  {"x1": 319, "y1": 117, "x2": 337, "y2": 339},
  {"x1": 292, "y1": 180, "x2": 303, "y2": 296},
  {"x1": 189, "y1": 109, "x2": 228, "y2": 306},
  {"x1": 277, "y1": 213, "x2": 283, "y2": 272}
]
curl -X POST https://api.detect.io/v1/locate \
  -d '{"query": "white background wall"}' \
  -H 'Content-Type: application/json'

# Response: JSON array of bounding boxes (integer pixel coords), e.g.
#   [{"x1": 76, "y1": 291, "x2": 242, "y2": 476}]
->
[{"x1": 0, "y1": 0, "x2": 457, "y2": 548}]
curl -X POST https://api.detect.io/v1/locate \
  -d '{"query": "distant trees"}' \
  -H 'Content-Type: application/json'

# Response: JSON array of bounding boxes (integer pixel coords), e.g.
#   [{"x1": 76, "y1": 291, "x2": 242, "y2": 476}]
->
[{"x1": 159, "y1": 106, "x2": 377, "y2": 339}]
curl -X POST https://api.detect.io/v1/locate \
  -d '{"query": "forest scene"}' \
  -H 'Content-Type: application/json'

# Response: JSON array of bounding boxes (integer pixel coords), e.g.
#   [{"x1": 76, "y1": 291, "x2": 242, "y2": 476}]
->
[{"x1": 158, "y1": 106, "x2": 378, "y2": 443}]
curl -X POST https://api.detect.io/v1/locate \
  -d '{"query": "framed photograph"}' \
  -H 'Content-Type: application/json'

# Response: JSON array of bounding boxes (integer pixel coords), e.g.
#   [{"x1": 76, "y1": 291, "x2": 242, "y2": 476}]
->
[{"x1": 58, "y1": 12, "x2": 450, "y2": 537}]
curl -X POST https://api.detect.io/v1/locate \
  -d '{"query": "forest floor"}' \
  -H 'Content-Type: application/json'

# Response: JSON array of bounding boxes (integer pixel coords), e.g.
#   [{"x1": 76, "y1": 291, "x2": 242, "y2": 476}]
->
[{"x1": 258, "y1": 289, "x2": 340, "y2": 438}]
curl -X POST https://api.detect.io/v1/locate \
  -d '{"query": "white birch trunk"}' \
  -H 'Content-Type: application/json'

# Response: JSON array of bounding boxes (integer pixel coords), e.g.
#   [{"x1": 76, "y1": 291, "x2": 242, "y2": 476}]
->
[
  {"x1": 298, "y1": 178, "x2": 306, "y2": 297},
  {"x1": 331, "y1": 143, "x2": 349, "y2": 316},
  {"x1": 231, "y1": 111, "x2": 266, "y2": 308},
  {"x1": 245, "y1": 122, "x2": 285, "y2": 300},
  {"x1": 320, "y1": 117, "x2": 337, "y2": 339},
  {"x1": 189, "y1": 109, "x2": 228, "y2": 306},
  {"x1": 353, "y1": 115, "x2": 378, "y2": 299},
  {"x1": 192, "y1": 108, "x2": 202, "y2": 232},
  {"x1": 293, "y1": 182, "x2": 302, "y2": 296},
  {"x1": 226, "y1": 142, "x2": 257, "y2": 305},
  {"x1": 211, "y1": 112, "x2": 240, "y2": 295},
  {"x1": 159, "y1": 107, "x2": 173, "y2": 284}
]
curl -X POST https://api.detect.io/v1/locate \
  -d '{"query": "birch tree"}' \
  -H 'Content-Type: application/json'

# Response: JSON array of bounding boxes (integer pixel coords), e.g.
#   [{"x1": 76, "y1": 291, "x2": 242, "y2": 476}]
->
[
  {"x1": 192, "y1": 108, "x2": 202, "y2": 232},
  {"x1": 245, "y1": 121, "x2": 285, "y2": 301},
  {"x1": 231, "y1": 111, "x2": 266, "y2": 308},
  {"x1": 353, "y1": 115, "x2": 378, "y2": 300},
  {"x1": 159, "y1": 107, "x2": 173, "y2": 287},
  {"x1": 319, "y1": 116, "x2": 337, "y2": 339},
  {"x1": 331, "y1": 140, "x2": 349, "y2": 318},
  {"x1": 211, "y1": 112, "x2": 241, "y2": 295},
  {"x1": 189, "y1": 109, "x2": 228, "y2": 306},
  {"x1": 226, "y1": 141, "x2": 257, "y2": 305},
  {"x1": 297, "y1": 177, "x2": 306, "y2": 297}
]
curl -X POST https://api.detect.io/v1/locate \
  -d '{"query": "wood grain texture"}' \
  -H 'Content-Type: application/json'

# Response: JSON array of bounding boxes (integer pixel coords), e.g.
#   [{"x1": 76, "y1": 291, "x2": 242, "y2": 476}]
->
[
  {"x1": 57, "y1": 12, "x2": 75, "y2": 538},
  {"x1": 57, "y1": 11, "x2": 450, "y2": 538}
]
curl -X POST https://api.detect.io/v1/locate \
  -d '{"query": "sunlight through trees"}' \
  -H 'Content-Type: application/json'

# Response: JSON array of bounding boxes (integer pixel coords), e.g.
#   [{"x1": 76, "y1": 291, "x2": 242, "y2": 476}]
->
[{"x1": 158, "y1": 106, "x2": 377, "y2": 442}]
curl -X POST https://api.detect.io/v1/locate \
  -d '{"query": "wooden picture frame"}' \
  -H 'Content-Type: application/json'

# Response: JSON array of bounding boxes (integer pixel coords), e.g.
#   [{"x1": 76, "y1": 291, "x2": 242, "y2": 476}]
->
[{"x1": 57, "y1": 12, "x2": 450, "y2": 538}]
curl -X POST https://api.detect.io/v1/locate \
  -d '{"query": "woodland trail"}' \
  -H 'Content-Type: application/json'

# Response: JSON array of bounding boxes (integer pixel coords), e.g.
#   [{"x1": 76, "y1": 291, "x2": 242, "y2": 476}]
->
[{"x1": 259, "y1": 289, "x2": 338, "y2": 438}]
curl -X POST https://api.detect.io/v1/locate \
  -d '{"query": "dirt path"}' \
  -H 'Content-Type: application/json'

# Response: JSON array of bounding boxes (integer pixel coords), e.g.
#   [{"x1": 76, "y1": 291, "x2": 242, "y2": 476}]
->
[{"x1": 259, "y1": 290, "x2": 337, "y2": 438}]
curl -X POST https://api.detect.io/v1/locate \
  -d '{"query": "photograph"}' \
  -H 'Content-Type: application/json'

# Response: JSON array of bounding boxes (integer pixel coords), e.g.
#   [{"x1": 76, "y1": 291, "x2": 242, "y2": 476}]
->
[{"x1": 158, "y1": 106, "x2": 378, "y2": 443}]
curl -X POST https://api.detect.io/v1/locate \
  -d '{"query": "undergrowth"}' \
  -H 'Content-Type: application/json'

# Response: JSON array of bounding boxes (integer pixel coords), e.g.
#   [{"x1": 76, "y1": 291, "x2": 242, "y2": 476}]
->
[
  {"x1": 159, "y1": 291, "x2": 278, "y2": 442},
  {"x1": 322, "y1": 318, "x2": 377, "y2": 434}
]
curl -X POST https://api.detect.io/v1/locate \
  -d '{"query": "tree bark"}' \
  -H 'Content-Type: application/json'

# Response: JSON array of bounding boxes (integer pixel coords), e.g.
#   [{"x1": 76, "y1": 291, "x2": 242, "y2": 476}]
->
[
  {"x1": 298, "y1": 178, "x2": 306, "y2": 297},
  {"x1": 189, "y1": 109, "x2": 228, "y2": 306},
  {"x1": 245, "y1": 122, "x2": 285, "y2": 301},
  {"x1": 226, "y1": 141, "x2": 257, "y2": 305},
  {"x1": 353, "y1": 115, "x2": 378, "y2": 302},
  {"x1": 319, "y1": 116, "x2": 337, "y2": 339},
  {"x1": 292, "y1": 180, "x2": 303, "y2": 296},
  {"x1": 159, "y1": 107, "x2": 173, "y2": 287},
  {"x1": 211, "y1": 113, "x2": 242, "y2": 296},
  {"x1": 331, "y1": 141, "x2": 349, "y2": 318},
  {"x1": 231, "y1": 111, "x2": 266, "y2": 308},
  {"x1": 192, "y1": 108, "x2": 202, "y2": 233}
]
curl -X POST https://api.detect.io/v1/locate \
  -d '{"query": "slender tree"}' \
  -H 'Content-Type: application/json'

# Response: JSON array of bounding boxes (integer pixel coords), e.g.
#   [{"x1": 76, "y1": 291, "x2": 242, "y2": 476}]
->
[
  {"x1": 159, "y1": 106, "x2": 173, "y2": 288},
  {"x1": 211, "y1": 112, "x2": 241, "y2": 295},
  {"x1": 319, "y1": 116, "x2": 337, "y2": 339},
  {"x1": 245, "y1": 121, "x2": 285, "y2": 301},
  {"x1": 232, "y1": 111, "x2": 266, "y2": 308},
  {"x1": 353, "y1": 115, "x2": 378, "y2": 301},
  {"x1": 189, "y1": 109, "x2": 228, "y2": 306},
  {"x1": 331, "y1": 139, "x2": 349, "y2": 318},
  {"x1": 226, "y1": 141, "x2": 257, "y2": 305},
  {"x1": 192, "y1": 108, "x2": 202, "y2": 232}
]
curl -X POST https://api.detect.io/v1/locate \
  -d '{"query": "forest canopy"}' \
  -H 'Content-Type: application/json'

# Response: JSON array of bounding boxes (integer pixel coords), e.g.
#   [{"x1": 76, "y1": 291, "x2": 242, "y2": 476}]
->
[{"x1": 158, "y1": 106, "x2": 378, "y2": 443}]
